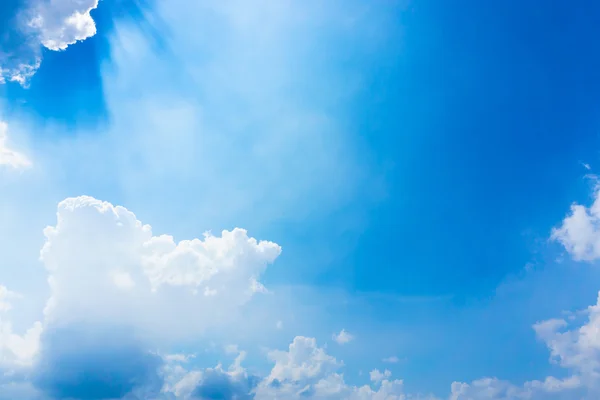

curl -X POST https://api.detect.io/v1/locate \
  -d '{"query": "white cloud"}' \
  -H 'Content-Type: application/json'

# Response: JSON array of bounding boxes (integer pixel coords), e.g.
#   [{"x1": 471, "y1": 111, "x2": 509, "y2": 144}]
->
[
  {"x1": 332, "y1": 328, "x2": 354, "y2": 345},
  {"x1": 552, "y1": 185, "x2": 600, "y2": 261},
  {"x1": 229, "y1": 336, "x2": 418, "y2": 400},
  {"x1": 369, "y1": 369, "x2": 391, "y2": 383},
  {"x1": 0, "y1": 60, "x2": 40, "y2": 87},
  {"x1": 109, "y1": 270, "x2": 136, "y2": 290},
  {"x1": 0, "y1": 195, "x2": 283, "y2": 398},
  {"x1": 0, "y1": 285, "x2": 20, "y2": 312},
  {"x1": 264, "y1": 336, "x2": 342, "y2": 385},
  {"x1": 0, "y1": 122, "x2": 31, "y2": 169},
  {"x1": 449, "y1": 376, "x2": 582, "y2": 400},
  {"x1": 28, "y1": 0, "x2": 100, "y2": 51},
  {"x1": 0, "y1": 318, "x2": 42, "y2": 368},
  {"x1": 445, "y1": 185, "x2": 600, "y2": 400},
  {"x1": 0, "y1": 192, "x2": 597, "y2": 399},
  {"x1": 0, "y1": 0, "x2": 101, "y2": 85},
  {"x1": 38, "y1": 195, "x2": 281, "y2": 338},
  {"x1": 532, "y1": 292, "x2": 600, "y2": 390},
  {"x1": 382, "y1": 356, "x2": 400, "y2": 364},
  {"x1": 2, "y1": 1, "x2": 600, "y2": 396}
]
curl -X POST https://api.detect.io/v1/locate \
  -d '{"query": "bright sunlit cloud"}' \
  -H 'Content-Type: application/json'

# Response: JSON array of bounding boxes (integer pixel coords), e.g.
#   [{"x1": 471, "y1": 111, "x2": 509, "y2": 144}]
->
[{"x1": 0, "y1": 0, "x2": 101, "y2": 85}]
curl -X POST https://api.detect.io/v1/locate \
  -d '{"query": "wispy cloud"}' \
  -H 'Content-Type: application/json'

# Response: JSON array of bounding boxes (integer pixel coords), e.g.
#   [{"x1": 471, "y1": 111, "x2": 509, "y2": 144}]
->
[
  {"x1": 332, "y1": 329, "x2": 354, "y2": 345},
  {"x1": 0, "y1": 121, "x2": 31, "y2": 169}
]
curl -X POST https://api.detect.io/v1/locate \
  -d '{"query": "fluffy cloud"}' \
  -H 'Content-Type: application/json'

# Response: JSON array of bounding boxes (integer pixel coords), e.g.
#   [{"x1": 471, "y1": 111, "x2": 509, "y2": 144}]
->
[
  {"x1": 166, "y1": 336, "x2": 419, "y2": 400},
  {"x1": 0, "y1": 302, "x2": 41, "y2": 369},
  {"x1": 0, "y1": 0, "x2": 101, "y2": 85},
  {"x1": 370, "y1": 369, "x2": 392, "y2": 384},
  {"x1": 332, "y1": 329, "x2": 353, "y2": 345},
  {"x1": 447, "y1": 293, "x2": 600, "y2": 399},
  {"x1": 1, "y1": 190, "x2": 600, "y2": 399},
  {"x1": 28, "y1": 0, "x2": 100, "y2": 51},
  {"x1": 0, "y1": 121, "x2": 31, "y2": 169},
  {"x1": 444, "y1": 185, "x2": 600, "y2": 399},
  {"x1": 163, "y1": 350, "x2": 259, "y2": 400},
  {"x1": 0, "y1": 195, "x2": 281, "y2": 399},
  {"x1": 533, "y1": 293, "x2": 600, "y2": 390},
  {"x1": 552, "y1": 185, "x2": 600, "y2": 261},
  {"x1": 39, "y1": 195, "x2": 281, "y2": 335}
]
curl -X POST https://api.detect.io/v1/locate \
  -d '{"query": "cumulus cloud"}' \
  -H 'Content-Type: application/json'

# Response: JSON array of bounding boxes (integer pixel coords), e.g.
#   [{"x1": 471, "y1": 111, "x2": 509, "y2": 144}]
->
[
  {"x1": 552, "y1": 185, "x2": 600, "y2": 261},
  {"x1": 0, "y1": 195, "x2": 282, "y2": 398},
  {"x1": 332, "y1": 329, "x2": 353, "y2": 345},
  {"x1": 28, "y1": 0, "x2": 100, "y2": 51},
  {"x1": 532, "y1": 292, "x2": 600, "y2": 391},
  {"x1": 0, "y1": 0, "x2": 101, "y2": 85},
  {"x1": 444, "y1": 185, "x2": 600, "y2": 399},
  {"x1": 447, "y1": 287, "x2": 600, "y2": 398},
  {"x1": 1, "y1": 191, "x2": 599, "y2": 398},
  {"x1": 369, "y1": 369, "x2": 391, "y2": 384},
  {"x1": 39, "y1": 195, "x2": 281, "y2": 336},
  {"x1": 0, "y1": 121, "x2": 31, "y2": 169},
  {"x1": 164, "y1": 336, "x2": 420, "y2": 400}
]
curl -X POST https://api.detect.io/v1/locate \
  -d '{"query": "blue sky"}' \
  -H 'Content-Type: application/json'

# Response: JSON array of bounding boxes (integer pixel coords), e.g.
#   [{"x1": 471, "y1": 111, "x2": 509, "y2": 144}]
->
[{"x1": 2, "y1": 0, "x2": 600, "y2": 399}]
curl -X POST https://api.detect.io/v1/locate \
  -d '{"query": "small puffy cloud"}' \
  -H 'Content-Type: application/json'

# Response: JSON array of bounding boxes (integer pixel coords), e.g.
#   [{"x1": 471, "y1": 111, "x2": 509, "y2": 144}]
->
[
  {"x1": 332, "y1": 328, "x2": 353, "y2": 345},
  {"x1": 0, "y1": 60, "x2": 40, "y2": 86},
  {"x1": 552, "y1": 186, "x2": 600, "y2": 261},
  {"x1": 264, "y1": 336, "x2": 342, "y2": 386},
  {"x1": 369, "y1": 369, "x2": 391, "y2": 383},
  {"x1": 0, "y1": 122, "x2": 31, "y2": 169},
  {"x1": 253, "y1": 336, "x2": 415, "y2": 400},
  {"x1": 163, "y1": 350, "x2": 259, "y2": 400},
  {"x1": 382, "y1": 356, "x2": 400, "y2": 364},
  {"x1": 532, "y1": 292, "x2": 600, "y2": 388}
]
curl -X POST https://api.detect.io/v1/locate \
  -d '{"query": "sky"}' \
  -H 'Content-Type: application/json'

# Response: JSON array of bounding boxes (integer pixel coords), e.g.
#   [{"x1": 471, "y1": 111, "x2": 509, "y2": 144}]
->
[{"x1": 1, "y1": 0, "x2": 600, "y2": 399}]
